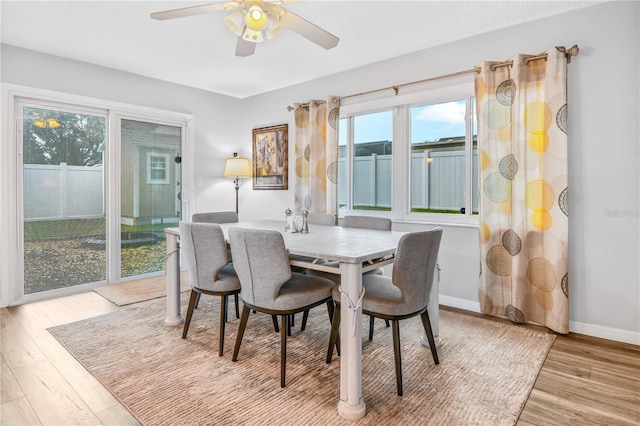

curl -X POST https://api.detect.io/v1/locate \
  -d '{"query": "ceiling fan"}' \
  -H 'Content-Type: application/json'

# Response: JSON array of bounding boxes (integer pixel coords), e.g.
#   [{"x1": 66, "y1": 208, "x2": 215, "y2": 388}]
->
[{"x1": 150, "y1": 0, "x2": 339, "y2": 57}]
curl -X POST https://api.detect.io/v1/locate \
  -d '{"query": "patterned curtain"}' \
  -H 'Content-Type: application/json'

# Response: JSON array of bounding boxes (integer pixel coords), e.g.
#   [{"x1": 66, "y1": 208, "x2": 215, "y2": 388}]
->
[
  {"x1": 475, "y1": 47, "x2": 569, "y2": 334},
  {"x1": 292, "y1": 97, "x2": 340, "y2": 215}
]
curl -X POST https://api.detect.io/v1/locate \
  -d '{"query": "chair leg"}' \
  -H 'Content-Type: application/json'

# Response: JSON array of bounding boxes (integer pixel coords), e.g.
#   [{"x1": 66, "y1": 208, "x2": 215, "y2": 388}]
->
[
  {"x1": 326, "y1": 303, "x2": 341, "y2": 363},
  {"x1": 301, "y1": 310, "x2": 309, "y2": 331},
  {"x1": 326, "y1": 301, "x2": 340, "y2": 355},
  {"x1": 420, "y1": 311, "x2": 440, "y2": 365},
  {"x1": 271, "y1": 315, "x2": 279, "y2": 333},
  {"x1": 287, "y1": 315, "x2": 292, "y2": 336},
  {"x1": 368, "y1": 316, "x2": 389, "y2": 341},
  {"x1": 232, "y1": 306, "x2": 251, "y2": 362},
  {"x1": 369, "y1": 316, "x2": 375, "y2": 341},
  {"x1": 281, "y1": 315, "x2": 288, "y2": 388},
  {"x1": 218, "y1": 295, "x2": 228, "y2": 357},
  {"x1": 182, "y1": 291, "x2": 198, "y2": 339},
  {"x1": 391, "y1": 320, "x2": 403, "y2": 396},
  {"x1": 234, "y1": 294, "x2": 240, "y2": 319},
  {"x1": 195, "y1": 292, "x2": 201, "y2": 309}
]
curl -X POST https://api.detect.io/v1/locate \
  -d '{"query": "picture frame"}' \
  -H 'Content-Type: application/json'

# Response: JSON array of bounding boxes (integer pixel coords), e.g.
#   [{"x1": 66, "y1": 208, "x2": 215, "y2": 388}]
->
[{"x1": 252, "y1": 124, "x2": 288, "y2": 190}]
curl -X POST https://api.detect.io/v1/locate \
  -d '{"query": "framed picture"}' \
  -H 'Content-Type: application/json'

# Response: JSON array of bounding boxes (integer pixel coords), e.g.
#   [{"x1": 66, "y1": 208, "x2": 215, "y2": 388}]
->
[{"x1": 252, "y1": 124, "x2": 288, "y2": 190}]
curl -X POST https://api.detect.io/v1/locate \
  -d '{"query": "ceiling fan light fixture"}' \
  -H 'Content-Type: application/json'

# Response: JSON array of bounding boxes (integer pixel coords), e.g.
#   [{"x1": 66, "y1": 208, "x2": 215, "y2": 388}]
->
[
  {"x1": 244, "y1": 5, "x2": 268, "y2": 31},
  {"x1": 33, "y1": 117, "x2": 61, "y2": 129},
  {"x1": 223, "y1": 9, "x2": 245, "y2": 36},
  {"x1": 242, "y1": 27, "x2": 264, "y2": 43},
  {"x1": 151, "y1": 0, "x2": 340, "y2": 57},
  {"x1": 266, "y1": 19, "x2": 284, "y2": 40}
]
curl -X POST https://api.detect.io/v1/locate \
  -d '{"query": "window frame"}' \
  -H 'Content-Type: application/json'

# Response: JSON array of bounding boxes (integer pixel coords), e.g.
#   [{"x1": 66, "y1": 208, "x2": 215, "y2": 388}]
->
[
  {"x1": 1, "y1": 83, "x2": 195, "y2": 307},
  {"x1": 146, "y1": 152, "x2": 170, "y2": 185},
  {"x1": 338, "y1": 80, "x2": 478, "y2": 226}
]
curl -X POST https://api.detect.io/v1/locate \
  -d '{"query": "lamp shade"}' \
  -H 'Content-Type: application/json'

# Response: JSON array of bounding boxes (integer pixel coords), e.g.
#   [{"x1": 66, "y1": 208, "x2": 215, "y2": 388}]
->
[
  {"x1": 223, "y1": 9, "x2": 244, "y2": 36},
  {"x1": 224, "y1": 154, "x2": 251, "y2": 178}
]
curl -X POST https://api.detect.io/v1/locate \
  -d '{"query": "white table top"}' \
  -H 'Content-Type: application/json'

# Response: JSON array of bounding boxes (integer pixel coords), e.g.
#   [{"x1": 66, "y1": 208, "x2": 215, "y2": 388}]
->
[{"x1": 167, "y1": 219, "x2": 406, "y2": 265}]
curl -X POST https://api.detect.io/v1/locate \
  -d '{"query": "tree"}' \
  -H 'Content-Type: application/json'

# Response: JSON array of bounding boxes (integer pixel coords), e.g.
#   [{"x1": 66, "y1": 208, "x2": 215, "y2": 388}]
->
[{"x1": 23, "y1": 107, "x2": 105, "y2": 166}]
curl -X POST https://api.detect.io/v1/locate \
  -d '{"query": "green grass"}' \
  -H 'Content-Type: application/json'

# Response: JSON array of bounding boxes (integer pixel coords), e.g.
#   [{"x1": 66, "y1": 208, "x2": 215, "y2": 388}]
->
[
  {"x1": 411, "y1": 208, "x2": 460, "y2": 214},
  {"x1": 352, "y1": 205, "x2": 392, "y2": 212},
  {"x1": 24, "y1": 218, "x2": 176, "y2": 240},
  {"x1": 340, "y1": 206, "x2": 478, "y2": 215}
]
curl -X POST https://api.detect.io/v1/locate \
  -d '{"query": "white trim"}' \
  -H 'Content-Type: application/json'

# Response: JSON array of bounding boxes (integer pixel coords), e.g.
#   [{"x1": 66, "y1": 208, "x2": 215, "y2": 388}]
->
[
  {"x1": 338, "y1": 80, "x2": 478, "y2": 227},
  {"x1": 569, "y1": 320, "x2": 640, "y2": 346},
  {"x1": 439, "y1": 295, "x2": 640, "y2": 345},
  {"x1": 0, "y1": 83, "x2": 194, "y2": 307},
  {"x1": 439, "y1": 295, "x2": 481, "y2": 313},
  {"x1": 2, "y1": 83, "x2": 193, "y2": 123}
]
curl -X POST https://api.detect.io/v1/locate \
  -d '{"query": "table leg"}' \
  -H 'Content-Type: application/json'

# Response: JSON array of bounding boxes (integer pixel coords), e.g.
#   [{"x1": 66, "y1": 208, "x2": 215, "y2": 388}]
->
[
  {"x1": 337, "y1": 262, "x2": 366, "y2": 420},
  {"x1": 164, "y1": 231, "x2": 183, "y2": 326}
]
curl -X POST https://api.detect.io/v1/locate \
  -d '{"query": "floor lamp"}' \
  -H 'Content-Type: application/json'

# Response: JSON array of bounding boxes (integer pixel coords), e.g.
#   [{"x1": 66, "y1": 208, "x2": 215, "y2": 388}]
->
[{"x1": 224, "y1": 153, "x2": 252, "y2": 214}]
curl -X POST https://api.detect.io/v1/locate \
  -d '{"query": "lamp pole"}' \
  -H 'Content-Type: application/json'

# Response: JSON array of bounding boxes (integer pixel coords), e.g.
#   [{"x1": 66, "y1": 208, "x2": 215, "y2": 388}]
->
[{"x1": 233, "y1": 177, "x2": 240, "y2": 214}]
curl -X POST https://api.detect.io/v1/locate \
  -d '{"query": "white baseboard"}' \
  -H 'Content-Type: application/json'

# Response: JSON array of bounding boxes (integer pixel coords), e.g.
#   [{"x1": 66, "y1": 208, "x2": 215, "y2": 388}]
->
[
  {"x1": 439, "y1": 295, "x2": 481, "y2": 313},
  {"x1": 438, "y1": 295, "x2": 640, "y2": 346},
  {"x1": 569, "y1": 320, "x2": 640, "y2": 346}
]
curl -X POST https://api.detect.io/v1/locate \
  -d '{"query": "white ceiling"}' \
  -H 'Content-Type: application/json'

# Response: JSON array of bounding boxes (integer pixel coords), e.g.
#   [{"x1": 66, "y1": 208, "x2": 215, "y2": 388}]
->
[{"x1": 1, "y1": 1, "x2": 601, "y2": 99}]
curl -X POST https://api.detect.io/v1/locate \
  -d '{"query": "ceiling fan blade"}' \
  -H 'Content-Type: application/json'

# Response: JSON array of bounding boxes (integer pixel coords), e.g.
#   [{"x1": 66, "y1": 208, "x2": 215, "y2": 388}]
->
[
  {"x1": 266, "y1": 0, "x2": 302, "y2": 4},
  {"x1": 235, "y1": 36, "x2": 257, "y2": 57},
  {"x1": 276, "y1": 7, "x2": 339, "y2": 50},
  {"x1": 150, "y1": 2, "x2": 238, "y2": 21}
]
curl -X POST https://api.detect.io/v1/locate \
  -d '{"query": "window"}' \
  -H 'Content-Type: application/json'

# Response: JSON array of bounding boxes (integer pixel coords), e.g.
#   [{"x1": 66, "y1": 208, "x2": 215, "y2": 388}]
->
[
  {"x1": 147, "y1": 152, "x2": 170, "y2": 184},
  {"x1": 339, "y1": 110, "x2": 393, "y2": 211},
  {"x1": 410, "y1": 98, "x2": 477, "y2": 214},
  {"x1": 338, "y1": 82, "x2": 477, "y2": 224}
]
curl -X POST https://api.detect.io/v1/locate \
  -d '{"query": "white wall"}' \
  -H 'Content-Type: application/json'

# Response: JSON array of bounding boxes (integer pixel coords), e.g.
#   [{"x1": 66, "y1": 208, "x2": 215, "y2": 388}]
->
[
  {"x1": 1, "y1": 1, "x2": 638, "y2": 343},
  {"x1": 233, "y1": 1, "x2": 640, "y2": 344},
  {"x1": 0, "y1": 43, "x2": 248, "y2": 217}
]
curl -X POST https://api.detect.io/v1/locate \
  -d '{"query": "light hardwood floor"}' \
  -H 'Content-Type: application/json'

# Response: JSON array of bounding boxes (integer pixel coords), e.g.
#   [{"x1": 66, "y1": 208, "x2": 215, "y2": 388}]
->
[{"x1": 1, "y1": 292, "x2": 638, "y2": 425}]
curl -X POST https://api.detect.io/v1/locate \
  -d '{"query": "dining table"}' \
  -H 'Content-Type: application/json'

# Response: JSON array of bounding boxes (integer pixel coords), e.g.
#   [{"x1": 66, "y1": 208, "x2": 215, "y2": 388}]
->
[{"x1": 164, "y1": 219, "x2": 439, "y2": 421}]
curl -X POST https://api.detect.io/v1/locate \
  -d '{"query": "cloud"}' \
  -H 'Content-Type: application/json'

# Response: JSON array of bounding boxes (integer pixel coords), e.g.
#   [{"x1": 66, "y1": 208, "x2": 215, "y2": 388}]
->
[{"x1": 414, "y1": 101, "x2": 465, "y2": 124}]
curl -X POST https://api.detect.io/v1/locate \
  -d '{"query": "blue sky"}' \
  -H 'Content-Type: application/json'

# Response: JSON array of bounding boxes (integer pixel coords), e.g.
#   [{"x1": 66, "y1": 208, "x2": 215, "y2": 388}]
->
[{"x1": 339, "y1": 100, "x2": 468, "y2": 145}]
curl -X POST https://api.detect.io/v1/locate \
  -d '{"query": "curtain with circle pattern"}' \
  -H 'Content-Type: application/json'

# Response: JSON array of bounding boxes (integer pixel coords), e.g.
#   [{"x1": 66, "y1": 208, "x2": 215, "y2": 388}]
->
[
  {"x1": 475, "y1": 47, "x2": 569, "y2": 334},
  {"x1": 293, "y1": 97, "x2": 340, "y2": 215}
]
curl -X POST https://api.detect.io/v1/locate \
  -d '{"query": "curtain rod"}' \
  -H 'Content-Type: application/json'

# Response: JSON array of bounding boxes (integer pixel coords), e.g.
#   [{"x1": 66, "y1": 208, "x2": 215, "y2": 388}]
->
[{"x1": 287, "y1": 45, "x2": 579, "y2": 111}]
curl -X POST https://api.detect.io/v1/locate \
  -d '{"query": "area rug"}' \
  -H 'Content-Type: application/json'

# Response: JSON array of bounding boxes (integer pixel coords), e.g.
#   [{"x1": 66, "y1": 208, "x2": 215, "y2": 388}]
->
[
  {"x1": 49, "y1": 294, "x2": 555, "y2": 425},
  {"x1": 93, "y1": 272, "x2": 190, "y2": 306}
]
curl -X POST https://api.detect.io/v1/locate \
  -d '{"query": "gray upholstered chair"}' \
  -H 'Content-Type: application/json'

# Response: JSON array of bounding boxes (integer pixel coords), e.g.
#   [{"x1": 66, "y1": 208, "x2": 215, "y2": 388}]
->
[
  {"x1": 327, "y1": 228, "x2": 443, "y2": 396},
  {"x1": 228, "y1": 227, "x2": 337, "y2": 388},
  {"x1": 308, "y1": 212, "x2": 336, "y2": 226},
  {"x1": 179, "y1": 222, "x2": 242, "y2": 357},
  {"x1": 341, "y1": 215, "x2": 391, "y2": 231},
  {"x1": 191, "y1": 211, "x2": 239, "y2": 317},
  {"x1": 192, "y1": 211, "x2": 239, "y2": 224},
  {"x1": 308, "y1": 215, "x2": 392, "y2": 337}
]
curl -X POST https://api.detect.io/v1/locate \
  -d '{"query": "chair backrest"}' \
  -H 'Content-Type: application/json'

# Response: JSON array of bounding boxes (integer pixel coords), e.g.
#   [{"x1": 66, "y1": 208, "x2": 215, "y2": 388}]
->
[
  {"x1": 342, "y1": 215, "x2": 392, "y2": 231},
  {"x1": 392, "y1": 228, "x2": 443, "y2": 312},
  {"x1": 192, "y1": 211, "x2": 239, "y2": 224},
  {"x1": 228, "y1": 228, "x2": 291, "y2": 308},
  {"x1": 308, "y1": 212, "x2": 336, "y2": 226},
  {"x1": 179, "y1": 222, "x2": 230, "y2": 290}
]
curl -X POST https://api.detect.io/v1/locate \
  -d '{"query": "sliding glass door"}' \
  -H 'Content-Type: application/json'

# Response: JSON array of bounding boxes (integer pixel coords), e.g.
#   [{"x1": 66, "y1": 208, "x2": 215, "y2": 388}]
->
[
  {"x1": 119, "y1": 118, "x2": 182, "y2": 279},
  {"x1": 20, "y1": 102, "x2": 108, "y2": 295},
  {"x1": 15, "y1": 95, "x2": 189, "y2": 302}
]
